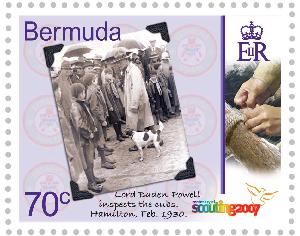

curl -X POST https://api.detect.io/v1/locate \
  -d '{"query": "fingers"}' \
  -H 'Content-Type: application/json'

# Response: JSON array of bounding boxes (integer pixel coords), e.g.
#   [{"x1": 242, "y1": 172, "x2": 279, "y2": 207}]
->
[
  {"x1": 234, "y1": 78, "x2": 265, "y2": 108},
  {"x1": 243, "y1": 105, "x2": 272, "y2": 134},
  {"x1": 251, "y1": 123, "x2": 268, "y2": 133},
  {"x1": 243, "y1": 106, "x2": 265, "y2": 133},
  {"x1": 245, "y1": 92, "x2": 257, "y2": 108},
  {"x1": 235, "y1": 88, "x2": 258, "y2": 109},
  {"x1": 245, "y1": 115, "x2": 263, "y2": 130},
  {"x1": 243, "y1": 106, "x2": 261, "y2": 119},
  {"x1": 234, "y1": 89, "x2": 248, "y2": 107}
]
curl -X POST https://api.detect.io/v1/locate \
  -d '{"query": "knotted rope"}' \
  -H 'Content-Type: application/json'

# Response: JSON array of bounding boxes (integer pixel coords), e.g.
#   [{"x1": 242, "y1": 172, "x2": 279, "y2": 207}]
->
[{"x1": 225, "y1": 103, "x2": 280, "y2": 171}]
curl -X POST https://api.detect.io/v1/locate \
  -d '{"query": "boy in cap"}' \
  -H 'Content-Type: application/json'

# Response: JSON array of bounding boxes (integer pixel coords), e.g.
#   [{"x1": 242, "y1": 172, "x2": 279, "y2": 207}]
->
[
  {"x1": 70, "y1": 60, "x2": 85, "y2": 84},
  {"x1": 157, "y1": 52, "x2": 175, "y2": 118},
  {"x1": 83, "y1": 73, "x2": 117, "y2": 169},
  {"x1": 52, "y1": 81, "x2": 94, "y2": 198},
  {"x1": 83, "y1": 61, "x2": 94, "y2": 74},
  {"x1": 70, "y1": 83, "x2": 104, "y2": 193},
  {"x1": 57, "y1": 61, "x2": 73, "y2": 121},
  {"x1": 103, "y1": 68, "x2": 128, "y2": 142},
  {"x1": 147, "y1": 70, "x2": 167, "y2": 123},
  {"x1": 167, "y1": 65, "x2": 180, "y2": 115}
]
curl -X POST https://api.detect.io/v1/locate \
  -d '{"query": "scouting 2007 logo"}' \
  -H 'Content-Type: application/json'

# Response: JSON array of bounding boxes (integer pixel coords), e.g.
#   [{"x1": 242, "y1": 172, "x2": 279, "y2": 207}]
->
[{"x1": 191, "y1": 183, "x2": 278, "y2": 216}]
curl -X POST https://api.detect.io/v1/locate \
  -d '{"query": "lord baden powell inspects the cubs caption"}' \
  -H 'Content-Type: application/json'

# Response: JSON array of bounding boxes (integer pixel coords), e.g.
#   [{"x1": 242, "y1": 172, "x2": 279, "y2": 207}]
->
[{"x1": 49, "y1": 30, "x2": 190, "y2": 198}]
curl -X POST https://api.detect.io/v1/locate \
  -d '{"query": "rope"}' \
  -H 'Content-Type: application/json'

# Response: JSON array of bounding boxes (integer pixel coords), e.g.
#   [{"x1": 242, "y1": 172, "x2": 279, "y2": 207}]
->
[{"x1": 225, "y1": 103, "x2": 280, "y2": 171}]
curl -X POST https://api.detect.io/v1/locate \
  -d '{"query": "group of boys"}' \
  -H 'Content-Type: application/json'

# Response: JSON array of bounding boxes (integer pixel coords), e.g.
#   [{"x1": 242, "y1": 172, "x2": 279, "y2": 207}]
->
[{"x1": 51, "y1": 40, "x2": 180, "y2": 194}]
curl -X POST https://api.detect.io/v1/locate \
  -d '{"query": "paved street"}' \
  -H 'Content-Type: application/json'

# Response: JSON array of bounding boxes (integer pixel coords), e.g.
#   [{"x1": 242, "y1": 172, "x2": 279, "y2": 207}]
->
[{"x1": 77, "y1": 116, "x2": 189, "y2": 194}]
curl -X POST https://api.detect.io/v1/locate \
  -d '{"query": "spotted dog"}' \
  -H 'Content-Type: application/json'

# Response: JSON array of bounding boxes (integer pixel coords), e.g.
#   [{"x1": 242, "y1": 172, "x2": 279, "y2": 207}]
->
[{"x1": 128, "y1": 121, "x2": 164, "y2": 161}]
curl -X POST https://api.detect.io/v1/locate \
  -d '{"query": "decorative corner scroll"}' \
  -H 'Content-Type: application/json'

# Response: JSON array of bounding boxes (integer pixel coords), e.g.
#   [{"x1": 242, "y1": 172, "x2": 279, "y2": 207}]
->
[
  {"x1": 174, "y1": 157, "x2": 196, "y2": 180},
  {"x1": 146, "y1": 22, "x2": 170, "y2": 42},
  {"x1": 70, "y1": 181, "x2": 94, "y2": 201},
  {"x1": 43, "y1": 44, "x2": 64, "y2": 68}
]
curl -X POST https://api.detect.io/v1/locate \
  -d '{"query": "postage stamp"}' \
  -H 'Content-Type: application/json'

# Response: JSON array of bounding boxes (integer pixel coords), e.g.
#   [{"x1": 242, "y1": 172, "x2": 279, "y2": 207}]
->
[{"x1": 0, "y1": 1, "x2": 298, "y2": 235}]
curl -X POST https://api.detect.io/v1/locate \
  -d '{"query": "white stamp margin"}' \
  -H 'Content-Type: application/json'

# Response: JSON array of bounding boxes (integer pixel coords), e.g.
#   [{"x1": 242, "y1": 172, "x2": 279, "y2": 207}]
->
[{"x1": 0, "y1": 0, "x2": 298, "y2": 235}]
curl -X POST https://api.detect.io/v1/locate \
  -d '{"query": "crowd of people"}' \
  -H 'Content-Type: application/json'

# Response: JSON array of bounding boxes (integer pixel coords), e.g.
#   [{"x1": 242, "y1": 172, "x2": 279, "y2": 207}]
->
[{"x1": 51, "y1": 40, "x2": 181, "y2": 194}]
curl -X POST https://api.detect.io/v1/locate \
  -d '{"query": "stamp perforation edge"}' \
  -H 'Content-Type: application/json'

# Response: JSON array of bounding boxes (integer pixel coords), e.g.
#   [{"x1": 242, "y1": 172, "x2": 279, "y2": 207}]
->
[{"x1": 2, "y1": 1, "x2": 296, "y2": 235}]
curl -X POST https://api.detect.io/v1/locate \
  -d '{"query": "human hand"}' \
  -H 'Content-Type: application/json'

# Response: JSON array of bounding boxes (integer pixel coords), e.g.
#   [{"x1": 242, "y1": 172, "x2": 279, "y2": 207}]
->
[
  {"x1": 243, "y1": 104, "x2": 281, "y2": 136},
  {"x1": 109, "y1": 107, "x2": 114, "y2": 111},
  {"x1": 234, "y1": 77, "x2": 272, "y2": 108},
  {"x1": 102, "y1": 121, "x2": 107, "y2": 126},
  {"x1": 90, "y1": 133, "x2": 94, "y2": 139}
]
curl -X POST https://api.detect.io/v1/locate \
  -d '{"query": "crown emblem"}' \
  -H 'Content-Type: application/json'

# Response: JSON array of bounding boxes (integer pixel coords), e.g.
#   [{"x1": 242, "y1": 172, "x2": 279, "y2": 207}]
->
[{"x1": 240, "y1": 21, "x2": 263, "y2": 40}]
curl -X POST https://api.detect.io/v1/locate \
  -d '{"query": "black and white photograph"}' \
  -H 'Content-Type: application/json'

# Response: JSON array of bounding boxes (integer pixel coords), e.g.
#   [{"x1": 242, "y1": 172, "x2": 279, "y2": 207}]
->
[{"x1": 48, "y1": 29, "x2": 191, "y2": 198}]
